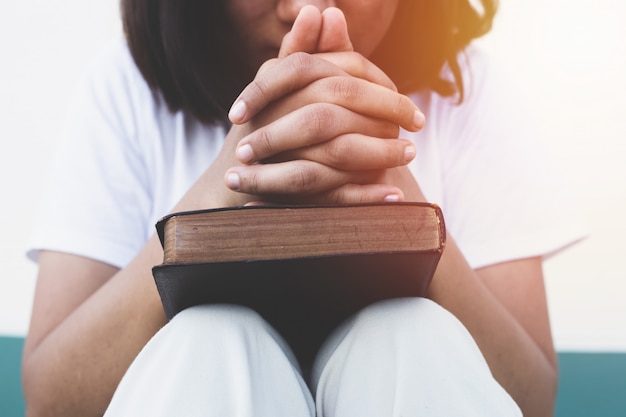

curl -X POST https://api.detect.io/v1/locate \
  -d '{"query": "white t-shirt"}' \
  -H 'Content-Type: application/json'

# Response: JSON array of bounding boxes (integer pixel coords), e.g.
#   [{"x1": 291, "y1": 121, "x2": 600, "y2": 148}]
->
[{"x1": 27, "y1": 40, "x2": 586, "y2": 270}]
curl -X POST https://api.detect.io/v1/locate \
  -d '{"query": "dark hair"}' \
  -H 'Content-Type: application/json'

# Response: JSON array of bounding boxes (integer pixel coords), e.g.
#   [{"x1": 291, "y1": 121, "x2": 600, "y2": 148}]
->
[
  {"x1": 121, "y1": 0, "x2": 498, "y2": 125},
  {"x1": 371, "y1": 0, "x2": 498, "y2": 99}
]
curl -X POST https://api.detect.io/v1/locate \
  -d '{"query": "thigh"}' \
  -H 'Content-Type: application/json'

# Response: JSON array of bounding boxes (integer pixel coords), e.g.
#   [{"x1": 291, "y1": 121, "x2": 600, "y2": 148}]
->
[
  {"x1": 105, "y1": 304, "x2": 315, "y2": 417},
  {"x1": 311, "y1": 297, "x2": 522, "y2": 417}
]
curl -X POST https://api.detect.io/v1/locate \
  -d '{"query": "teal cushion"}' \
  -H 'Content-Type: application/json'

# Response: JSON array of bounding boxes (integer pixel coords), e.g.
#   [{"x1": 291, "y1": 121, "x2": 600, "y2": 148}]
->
[
  {"x1": 1, "y1": 336, "x2": 624, "y2": 417},
  {"x1": 0, "y1": 336, "x2": 25, "y2": 417},
  {"x1": 555, "y1": 351, "x2": 626, "y2": 417}
]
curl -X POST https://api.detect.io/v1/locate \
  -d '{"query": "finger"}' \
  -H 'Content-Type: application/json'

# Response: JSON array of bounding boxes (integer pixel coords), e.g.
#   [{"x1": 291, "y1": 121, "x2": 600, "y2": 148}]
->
[
  {"x1": 318, "y1": 7, "x2": 353, "y2": 53},
  {"x1": 267, "y1": 135, "x2": 416, "y2": 171},
  {"x1": 236, "y1": 87, "x2": 423, "y2": 165},
  {"x1": 236, "y1": 103, "x2": 400, "y2": 164},
  {"x1": 303, "y1": 76, "x2": 423, "y2": 132},
  {"x1": 228, "y1": 52, "x2": 397, "y2": 125},
  {"x1": 317, "y1": 183, "x2": 405, "y2": 204},
  {"x1": 314, "y1": 51, "x2": 397, "y2": 91},
  {"x1": 225, "y1": 160, "x2": 383, "y2": 196},
  {"x1": 229, "y1": 53, "x2": 344, "y2": 124},
  {"x1": 247, "y1": 183, "x2": 405, "y2": 206},
  {"x1": 278, "y1": 5, "x2": 322, "y2": 58}
]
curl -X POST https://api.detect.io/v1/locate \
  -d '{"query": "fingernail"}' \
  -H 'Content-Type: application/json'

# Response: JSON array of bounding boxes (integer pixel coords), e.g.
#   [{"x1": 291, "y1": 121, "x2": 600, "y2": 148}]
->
[
  {"x1": 404, "y1": 144, "x2": 416, "y2": 163},
  {"x1": 413, "y1": 110, "x2": 426, "y2": 130},
  {"x1": 226, "y1": 172, "x2": 240, "y2": 191},
  {"x1": 229, "y1": 100, "x2": 247, "y2": 123},
  {"x1": 237, "y1": 144, "x2": 255, "y2": 163},
  {"x1": 384, "y1": 193, "x2": 401, "y2": 202}
]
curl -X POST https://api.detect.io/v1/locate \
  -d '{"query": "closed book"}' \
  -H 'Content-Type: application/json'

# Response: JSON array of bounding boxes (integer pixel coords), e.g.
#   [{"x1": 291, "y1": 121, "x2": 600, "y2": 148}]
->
[{"x1": 152, "y1": 202, "x2": 446, "y2": 366}]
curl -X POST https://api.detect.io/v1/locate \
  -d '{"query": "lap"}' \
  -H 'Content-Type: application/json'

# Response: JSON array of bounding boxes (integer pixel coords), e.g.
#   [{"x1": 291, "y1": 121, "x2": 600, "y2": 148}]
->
[
  {"x1": 313, "y1": 298, "x2": 522, "y2": 416},
  {"x1": 105, "y1": 299, "x2": 521, "y2": 417}
]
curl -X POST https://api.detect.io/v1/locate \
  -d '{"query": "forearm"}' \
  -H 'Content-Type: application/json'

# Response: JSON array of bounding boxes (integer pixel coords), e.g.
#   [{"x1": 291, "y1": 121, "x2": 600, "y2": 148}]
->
[
  {"x1": 22, "y1": 155, "x2": 248, "y2": 417},
  {"x1": 394, "y1": 169, "x2": 557, "y2": 415},
  {"x1": 22, "y1": 235, "x2": 167, "y2": 417},
  {"x1": 426, "y1": 239, "x2": 558, "y2": 417}
]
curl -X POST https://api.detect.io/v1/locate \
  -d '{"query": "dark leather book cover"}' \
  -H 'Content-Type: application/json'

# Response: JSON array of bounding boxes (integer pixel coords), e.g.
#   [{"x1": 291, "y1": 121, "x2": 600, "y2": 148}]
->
[{"x1": 152, "y1": 203, "x2": 445, "y2": 366}]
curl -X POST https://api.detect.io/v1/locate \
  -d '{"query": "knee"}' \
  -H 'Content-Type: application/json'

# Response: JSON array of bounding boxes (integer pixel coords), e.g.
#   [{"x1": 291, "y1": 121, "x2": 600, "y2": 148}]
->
[
  {"x1": 351, "y1": 297, "x2": 469, "y2": 342},
  {"x1": 356, "y1": 297, "x2": 451, "y2": 325},
  {"x1": 160, "y1": 304, "x2": 300, "y2": 372},
  {"x1": 331, "y1": 297, "x2": 486, "y2": 369},
  {"x1": 171, "y1": 303, "x2": 263, "y2": 326},
  {"x1": 165, "y1": 304, "x2": 269, "y2": 344}
]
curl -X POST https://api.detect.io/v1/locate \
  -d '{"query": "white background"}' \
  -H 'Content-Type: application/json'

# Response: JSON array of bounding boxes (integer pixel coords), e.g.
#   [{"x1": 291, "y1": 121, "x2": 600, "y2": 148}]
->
[{"x1": 1, "y1": 0, "x2": 625, "y2": 351}]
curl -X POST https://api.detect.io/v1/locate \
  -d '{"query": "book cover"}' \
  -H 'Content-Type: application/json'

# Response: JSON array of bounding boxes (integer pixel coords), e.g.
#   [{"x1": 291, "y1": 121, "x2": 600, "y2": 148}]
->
[{"x1": 152, "y1": 203, "x2": 445, "y2": 366}]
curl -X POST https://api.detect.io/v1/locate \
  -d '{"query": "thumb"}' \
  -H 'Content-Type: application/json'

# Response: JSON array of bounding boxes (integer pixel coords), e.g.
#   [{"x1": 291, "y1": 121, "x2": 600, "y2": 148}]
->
[
  {"x1": 278, "y1": 5, "x2": 323, "y2": 58},
  {"x1": 317, "y1": 7, "x2": 353, "y2": 53}
]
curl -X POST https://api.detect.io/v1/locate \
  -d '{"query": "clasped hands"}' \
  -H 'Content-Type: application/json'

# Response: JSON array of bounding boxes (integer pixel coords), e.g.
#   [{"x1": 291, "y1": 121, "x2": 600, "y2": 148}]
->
[{"x1": 224, "y1": 6, "x2": 425, "y2": 205}]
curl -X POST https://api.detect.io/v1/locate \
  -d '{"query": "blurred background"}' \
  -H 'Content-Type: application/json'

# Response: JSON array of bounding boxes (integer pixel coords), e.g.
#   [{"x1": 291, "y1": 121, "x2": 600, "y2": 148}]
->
[{"x1": 0, "y1": 0, "x2": 625, "y2": 352}]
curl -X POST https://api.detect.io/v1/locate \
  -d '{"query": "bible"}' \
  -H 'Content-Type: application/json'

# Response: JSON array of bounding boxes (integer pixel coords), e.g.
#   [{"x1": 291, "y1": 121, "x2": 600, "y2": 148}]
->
[{"x1": 152, "y1": 202, "x2": 446, "y2": 366}]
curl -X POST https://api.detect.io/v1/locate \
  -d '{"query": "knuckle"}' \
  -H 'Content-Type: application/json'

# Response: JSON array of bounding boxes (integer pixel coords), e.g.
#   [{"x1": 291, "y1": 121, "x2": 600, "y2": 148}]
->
[
  {"x1": 387, "y1": 145, "x2": 406, "y2": 166},
  {"x1": 287, "y1": 162, "x2": 320, "y2": 192},
  {"x1": 246, "y1": 128, "x2": 275, "y2": 159},
  {"x1": 324, "y1": 137, "x2": 353, "y2": 167},
  {"x1": 377, "y1": 142, "x2": 406, "y2": 168},
  {"x1": 301, "y1": 104, "x2": 334, "y2": 140},
  {"x1": 286, "y1": 52, "x2": 315, "y2": 78},
  {"x1": 392, "y1": 94, "x2": 415, "y2": 123},
  {"x1": 354, "y1": 188, "x2": 374, "y2": 204},
  {"x1": 324, "y1": 188, "x2": 347, "y2": 205},
  {"x1": 351, "y1": 52, "x2": 368, "y2": 75},
  {"x1": 240, "y1": 171, "x2": 260, "y2": 194},
  {"x1": 256, "y1": 129, "x2": 275, "y2": 156},
  {"x1": 329, "y1": 77, "x2": 361, "y2": 103},
  {"x1": 247, "y1": 78, "x2": 270, "y2": 102},
  {"x1": 256, "y1": 58, "x2": 279, "y2": 76}
]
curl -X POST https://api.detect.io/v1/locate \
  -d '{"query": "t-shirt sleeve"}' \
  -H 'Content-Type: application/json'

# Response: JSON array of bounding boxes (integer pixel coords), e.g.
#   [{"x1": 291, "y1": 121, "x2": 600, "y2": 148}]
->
[
  {"x1": 431, "y1": 48, "x2": 587, "y2": 269},
  {"x1": 27, "y1": 41, "x2": 154, "y2": 268}
]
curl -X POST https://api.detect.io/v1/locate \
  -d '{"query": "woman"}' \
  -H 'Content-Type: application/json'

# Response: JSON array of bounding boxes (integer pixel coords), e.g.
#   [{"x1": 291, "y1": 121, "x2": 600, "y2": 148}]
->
[{"x1": 22, "y1": 1, "x2": 583, "y2": 416}]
